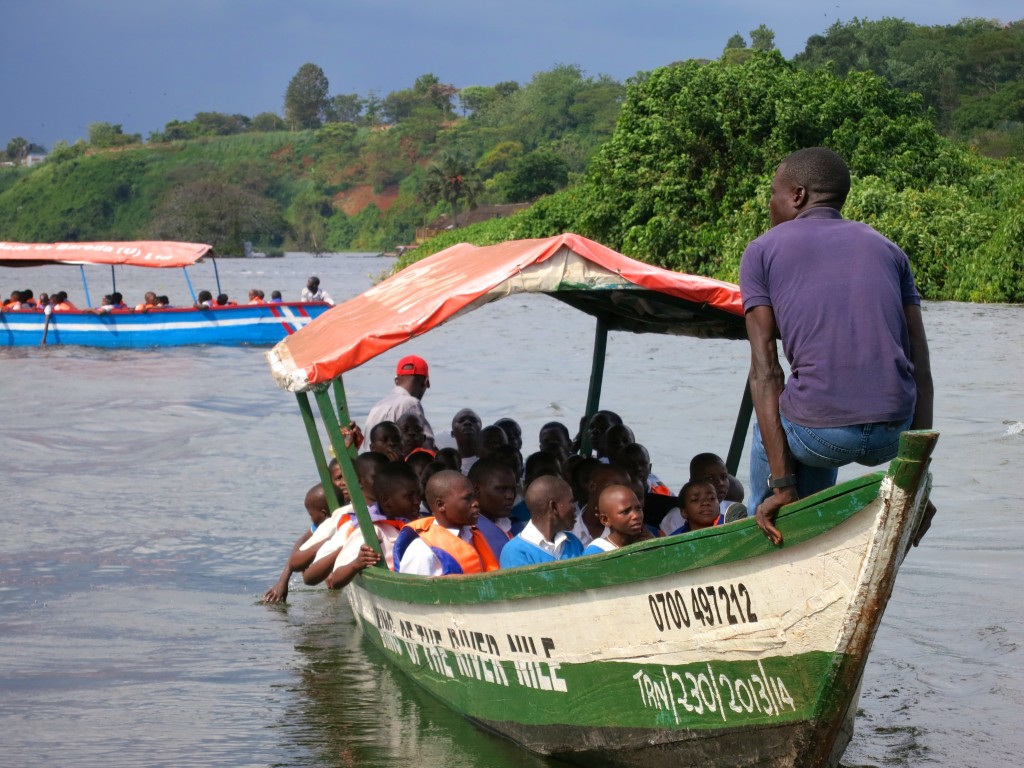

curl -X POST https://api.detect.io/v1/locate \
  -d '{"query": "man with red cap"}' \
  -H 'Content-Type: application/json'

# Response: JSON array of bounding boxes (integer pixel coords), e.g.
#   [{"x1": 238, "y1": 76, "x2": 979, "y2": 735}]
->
[{"x1": 362, "y1": 355, "x2": 435, "y2": 452}]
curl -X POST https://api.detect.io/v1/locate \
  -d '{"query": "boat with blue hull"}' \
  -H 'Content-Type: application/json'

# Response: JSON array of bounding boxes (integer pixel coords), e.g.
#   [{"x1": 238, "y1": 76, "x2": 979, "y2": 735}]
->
[
  {"x1": 2, "y1": 302, "x2": 328, "y2": 348},
  {"x1": 1, "y1": 241, "x2": 330, "y2": 347}
]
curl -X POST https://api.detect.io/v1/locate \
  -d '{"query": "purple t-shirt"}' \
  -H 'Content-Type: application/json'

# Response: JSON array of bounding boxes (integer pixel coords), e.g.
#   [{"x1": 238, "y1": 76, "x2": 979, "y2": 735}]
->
[{"x1": 739, "y1": 207, "x2": 920, "y2": 428}]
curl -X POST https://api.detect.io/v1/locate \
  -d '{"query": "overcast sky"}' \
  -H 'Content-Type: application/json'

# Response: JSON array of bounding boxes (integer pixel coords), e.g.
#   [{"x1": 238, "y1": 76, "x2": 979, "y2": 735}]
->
[{"x1": 3, "y1": 1, "x2": 1021, "y2": 149}]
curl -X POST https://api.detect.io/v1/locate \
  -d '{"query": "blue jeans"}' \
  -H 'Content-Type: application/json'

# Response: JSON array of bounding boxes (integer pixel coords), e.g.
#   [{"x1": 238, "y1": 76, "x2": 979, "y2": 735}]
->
[{"x1": 747, "y1": 413, "x2": 912, "y2": 514}]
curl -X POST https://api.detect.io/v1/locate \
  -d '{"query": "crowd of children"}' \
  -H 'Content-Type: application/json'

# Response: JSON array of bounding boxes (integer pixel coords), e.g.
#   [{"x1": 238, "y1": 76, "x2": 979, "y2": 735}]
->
[
  {"x1": 264, "y1": 407, "x2": 749, "y2": 601},
  {"x1": 2, "y1": 287, "x2": 294, "y2": 312}
]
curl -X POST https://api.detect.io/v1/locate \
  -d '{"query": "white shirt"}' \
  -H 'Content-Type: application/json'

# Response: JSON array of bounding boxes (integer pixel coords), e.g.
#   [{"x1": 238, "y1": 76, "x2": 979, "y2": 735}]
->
[
  {"x1": 519, "y1": 521, "x2": 575, "y2": 558},
  {"x1": 570, "y1": 506, "x2": 608, "y2": 547},
  {"x1": 586, "y1": 536, "x2": 619, "y2": 553},
  {"x1": 313, "y1": 505, "x2": 384, "y2": 563},
  {"x1": 333, "y1": 521, "x2": 403, "y2": 572},
  {"x1": 301, "y1": 287, "x2": 334, "y2": 305},
  {"x1": 300, "y1": 504, "x2": 353, "y2": 551},
  {"x1": 659, "y1": 507, "x2": 685, "y2": 536},
  {"x1": 398, "y1": 524, "x2": 473, "y2": 576}
]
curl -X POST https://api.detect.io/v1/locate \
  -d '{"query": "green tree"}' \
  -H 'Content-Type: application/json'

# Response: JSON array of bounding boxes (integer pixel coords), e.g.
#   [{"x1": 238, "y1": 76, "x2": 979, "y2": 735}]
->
[
  {"x1": 750, "y1": 25, "x2": 776, "y2": 52},
  {"x1": 251, "y1": 112, "x2": 287, "y2": 132},
  {"x1": 194, "y1": 112, "x2": 250, "y2": 136},
  {"x1": 580, "y1": 53, "x2": 970, "y2": 274},
  {"x1": 420, "y1": 152, "x2": 482, "y2": 226},
  {"x1": 458, "y1": 85, "x2": 497, "y2": 116},
  {"x1": 88, "y1": 122, "x2": 141, "y2": 148},
  {"x1": 725, "y1": 33, "x2": 746, "y2": 50},
  {"x1": 46, "y1": 139, "x2": 87, "y2": 163},
  {"x1": 287, "y1": 186, "x2": 333, "y2": 253},
  {"x1": 284, "y1": 63, "x2": 331, "y2": 130},
  {"x1": 5, "y1": 136, "x2": 28, "y2": 162},
  {"x1": 149, "y1": 178, "x2": 284, "y2": 255},
  {"x1": 159, "y1": 119, "x2": 201, "y2": 141},
  {"x1": 328, "y1": 93, "x2": 364, "y2": 123},
  {"x1": 494, "y1": 149, "x2": 569, "y2": 202}
]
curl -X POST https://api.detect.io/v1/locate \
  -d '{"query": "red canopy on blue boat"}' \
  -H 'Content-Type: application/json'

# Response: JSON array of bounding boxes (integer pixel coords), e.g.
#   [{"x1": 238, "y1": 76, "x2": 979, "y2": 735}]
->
[
  {"x1": 0, "y1": 241, "x2": 212, "y2": 268},
  {"x1": 266, "y1": 233, "x2": 745, "y2": 393}
]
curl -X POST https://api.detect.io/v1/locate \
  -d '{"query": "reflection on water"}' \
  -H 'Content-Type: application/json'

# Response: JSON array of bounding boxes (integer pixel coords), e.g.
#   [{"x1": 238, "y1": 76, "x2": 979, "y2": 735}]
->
[
  {"x1": 1, "y1": 255, "x2": 1022, "y2": 767},
  {"x1": 278, "y1": 596, "x2": 558, "y2": 768}
]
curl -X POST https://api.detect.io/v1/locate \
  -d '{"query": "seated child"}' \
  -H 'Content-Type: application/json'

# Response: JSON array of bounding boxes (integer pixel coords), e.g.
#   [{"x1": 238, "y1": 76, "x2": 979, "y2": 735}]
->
[
  {"x1": 135, "y1": 292, "x2": 158, "y2": 311},
  {"x1": 538, "y1": 421, "x2": 572, "y2": 463},
  {"x1": 583, "y1": 484, "x2": 654, "y2": 555},
  {"x1": 263, "y1": 482, "x2": 332, "y2": 603},
  {"x1": 476, "y1": 425, "x2": 509, "y2": 461},
  {"x1": 288, "y1": 452, "x2": 385, "y2": 575},
  {"x1": 574, "y1": 462, "x2": 631, "y2": 546},
  {"x1": 312, "y1": 462, "x2": 422, "y2": 589},
  {"x1": 435, "y1": 447, "x2": 462, "y2": 472},
  {"x1": 368, "y1": 421, "x2": 404, "y2": 462},
  {"x1": 509, "y1": 451, "x2": 562, "y2": 526},
  {"x1": 394, "y1": 470, "x2": 499, "y2": 576},
  {"x1": 689, "y1": 452, "x2": 747, "y2": 519},
  {"x1": 615, "y1": 442, "x2": 678, "y2": 528},
  {"x1": 660, "y1": 480, "x2": 724, "y2": 536},
  {"x1": 468, "y1": 457, "x2": 518, "y2": 554},
  {"x1": 397, "y1": 412, "x2": 430, "y2": 457},
  {"x1": 500, "y1": 476, "x2": 583, "y2": 568}
]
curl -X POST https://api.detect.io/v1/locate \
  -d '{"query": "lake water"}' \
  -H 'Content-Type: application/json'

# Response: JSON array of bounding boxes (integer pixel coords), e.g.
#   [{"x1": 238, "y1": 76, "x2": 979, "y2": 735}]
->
[{"x1": 1, "y1": 253, "x2": 1022, "y2": 767}]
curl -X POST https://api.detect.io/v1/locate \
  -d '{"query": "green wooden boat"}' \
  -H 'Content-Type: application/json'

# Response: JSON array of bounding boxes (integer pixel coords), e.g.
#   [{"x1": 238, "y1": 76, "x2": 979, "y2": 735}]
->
[{"x1": 266, "y1": 234, "x2": 937, "y2": 767}]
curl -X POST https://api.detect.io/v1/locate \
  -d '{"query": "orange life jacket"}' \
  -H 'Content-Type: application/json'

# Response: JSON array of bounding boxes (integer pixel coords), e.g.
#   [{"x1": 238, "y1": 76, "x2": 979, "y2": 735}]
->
[{"x1": 407, "y1": 517, "x2": 499, "y2": 574}]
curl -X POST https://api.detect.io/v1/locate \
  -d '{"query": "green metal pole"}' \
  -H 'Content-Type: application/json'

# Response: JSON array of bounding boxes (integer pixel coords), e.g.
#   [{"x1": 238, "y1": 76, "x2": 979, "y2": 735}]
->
[
  {"x1": 579, "y1": 316, "x2": 608, "y2": 457},
  {"x1": 314, "y1": 385, "x2": 384, "y2": 563},
  {"x1": 725, "y1": 380, "x2": 753, "y2": 477},
  {"x1": 295, "y1": 391, "x2": 341, "y2": 512},
  {"x1": 332, "y1": 378, "x2": 359, "y2": 460}
]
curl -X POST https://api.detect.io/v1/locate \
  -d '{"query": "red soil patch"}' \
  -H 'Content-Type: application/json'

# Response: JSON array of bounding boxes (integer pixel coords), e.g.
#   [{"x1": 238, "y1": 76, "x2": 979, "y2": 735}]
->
[{"x1": 334, "y1": 184, "x2": 399, "y2": 216}]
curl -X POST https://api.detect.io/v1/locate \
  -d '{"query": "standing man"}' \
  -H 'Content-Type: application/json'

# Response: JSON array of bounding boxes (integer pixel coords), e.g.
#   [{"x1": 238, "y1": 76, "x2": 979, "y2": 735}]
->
[
  {"x1": 740, "y1": 147, "x2": 934, "y2": 546},
  {"x1": 363, "y1": 356, "x2": 434, "y2": 451},
  {"x1": 301, "y1": 276, "x2": 334, "y2": 305}
]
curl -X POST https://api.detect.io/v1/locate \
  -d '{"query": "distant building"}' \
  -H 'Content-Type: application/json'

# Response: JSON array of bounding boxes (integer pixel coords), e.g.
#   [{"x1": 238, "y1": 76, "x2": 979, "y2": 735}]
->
[{"x1": 25, "y1": 153, "x2": 47, "y2": 167}]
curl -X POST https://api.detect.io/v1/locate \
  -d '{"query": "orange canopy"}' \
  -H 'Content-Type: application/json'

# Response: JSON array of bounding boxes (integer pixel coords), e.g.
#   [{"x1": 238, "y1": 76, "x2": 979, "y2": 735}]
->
[
  {"x1": 0, "y1": 241, "x2": 212, "y2": 268},
  {"x1": 266, "y1": 233, "x2": 745, "y2": 393}
]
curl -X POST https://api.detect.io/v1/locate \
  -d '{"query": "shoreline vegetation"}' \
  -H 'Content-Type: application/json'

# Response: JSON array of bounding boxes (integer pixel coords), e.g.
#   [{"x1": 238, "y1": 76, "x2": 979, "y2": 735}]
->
[{"x1": 2, "y1": 19, "x2": 1022, "y2": 302}]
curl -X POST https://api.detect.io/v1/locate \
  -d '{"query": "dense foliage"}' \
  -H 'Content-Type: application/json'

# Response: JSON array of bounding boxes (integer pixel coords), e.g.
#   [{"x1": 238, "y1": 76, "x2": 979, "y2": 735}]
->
[
  {"x1": 405, "y1": 54, "x2": 1022, "y2": 303},
  {"x1": 795, "y1": 18, "x2": 1024, "y2": 156}
]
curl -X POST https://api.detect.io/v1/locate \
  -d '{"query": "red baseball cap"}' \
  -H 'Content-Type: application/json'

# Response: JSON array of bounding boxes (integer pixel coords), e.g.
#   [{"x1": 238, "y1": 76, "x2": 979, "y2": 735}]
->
[{"x1": 396, "y1": 355, "x2": 429, "y2": 377}]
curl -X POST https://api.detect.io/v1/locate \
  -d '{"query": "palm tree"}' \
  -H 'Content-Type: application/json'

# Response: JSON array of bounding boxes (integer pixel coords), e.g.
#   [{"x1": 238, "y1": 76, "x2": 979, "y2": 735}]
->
[{"x1": 420, "y1": 152, "x2": 482, "y2": 227}]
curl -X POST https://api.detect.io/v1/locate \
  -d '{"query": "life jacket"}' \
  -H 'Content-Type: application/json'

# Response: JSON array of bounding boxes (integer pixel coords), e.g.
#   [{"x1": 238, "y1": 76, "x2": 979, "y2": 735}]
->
[
  {"x1": 54, "y1": 301, "x2": 77, "y2": 311},
  {"x1": 395, "y1": 517, "x2": 499, "y2": 575},
  {"x1": 649, "y1": 482, "x2": 672, "y2": 496}
]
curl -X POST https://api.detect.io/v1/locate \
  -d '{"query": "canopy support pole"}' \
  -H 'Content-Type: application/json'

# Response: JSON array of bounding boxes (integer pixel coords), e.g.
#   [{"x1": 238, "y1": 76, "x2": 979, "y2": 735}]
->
[
  {"x1": 182, "y1": 267, "x2": 197, "y2": 302},
  {"x1": 211, "y1": 257, "x2": 222, "y2": 296},
  {"x1": 314, "y1": 383, "x2": 384, "y2": 563},
  {"x1": 110, "y1": 265, "x2": 117, "y2": 294},
  {"x1": 579, "y1": 315, "x2": 608, "y2": 457},
  {"x1": 79, "y1": 265, "x2": 92, "y2": 308},
  {"x1": 332, "y1": 378, "x2": 357, "y2": 445},
  {"x1": 725, "y1": 381, "x2": 753, "y2": 477},
  {"x1": 295, "y1": 391, "x2": 341, "y2": 512}
]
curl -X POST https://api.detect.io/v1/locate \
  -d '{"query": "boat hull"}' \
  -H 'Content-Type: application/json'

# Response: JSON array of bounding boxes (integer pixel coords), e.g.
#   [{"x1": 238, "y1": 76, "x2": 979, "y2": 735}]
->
[
  {"x1": 2, "y1": 303, "x2": 330, "y2": 348},
  {"x1": 344, "y1": 432, "x2": 936, "y2": 767}
]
